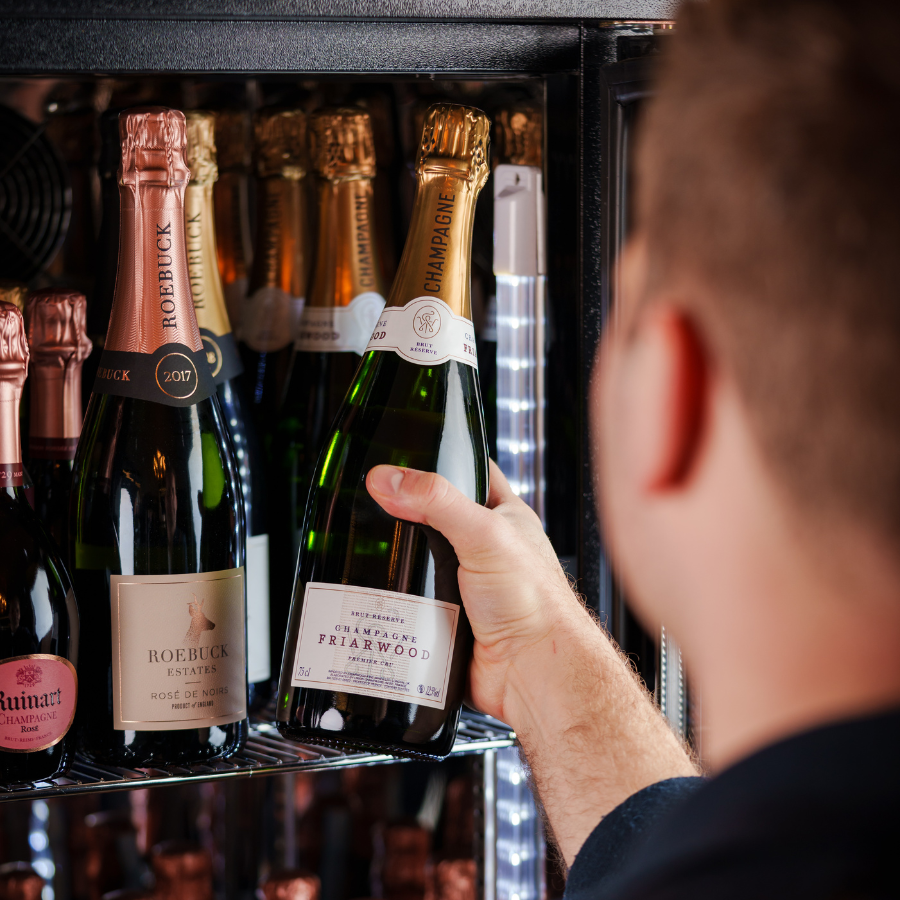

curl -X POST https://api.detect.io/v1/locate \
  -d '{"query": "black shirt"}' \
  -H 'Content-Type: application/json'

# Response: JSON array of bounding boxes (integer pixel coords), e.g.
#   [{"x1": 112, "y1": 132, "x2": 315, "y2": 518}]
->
[{"x1": 566, "y1": 709, "x2": 900, "y2": 899}]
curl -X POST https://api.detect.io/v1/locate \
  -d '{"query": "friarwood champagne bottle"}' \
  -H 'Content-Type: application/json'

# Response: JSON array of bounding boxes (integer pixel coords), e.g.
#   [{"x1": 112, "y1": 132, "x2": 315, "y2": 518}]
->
[
  {"x1": 271, "y1": 107, "x2": 387, "y2": 684},
  {"x1": 24, "y1": 289, "x2": 93, "y2": 563},
  {"x1": 277, "y1": 104, "x2": 490, "y2": 759},
  {"x1": 0, "y1": 301, "x2": 79, "y2": 783},
  {"x1": 71, "y1": 108, "x2": 248, "y2": 766},
  {"x1": 240, "y1": 109, "x2": 310, "y2": 436},
  {"x1": 185, "y1": 111, "x2": 272, "y2": 712}
]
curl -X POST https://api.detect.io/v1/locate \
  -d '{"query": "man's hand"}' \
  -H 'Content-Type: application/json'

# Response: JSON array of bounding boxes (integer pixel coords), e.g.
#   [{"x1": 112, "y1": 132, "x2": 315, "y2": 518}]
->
[{"x1": 367, "y1": 461, "x2": 698, "y2": 867}]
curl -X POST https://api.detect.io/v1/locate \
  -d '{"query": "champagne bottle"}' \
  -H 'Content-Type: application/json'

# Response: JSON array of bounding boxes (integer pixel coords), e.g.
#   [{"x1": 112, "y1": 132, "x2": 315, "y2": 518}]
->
[
  {"x1": 185, "y1": 110, "x2": 272, "y2": 712},
  {"x1": 240, "y1": 109, "x2": 310, "y2": 435},
  {"x1": 0, "y1": 864, "x2": 45, "y2": 900},
  {"x1": 24, "y1": 289, "x2": 93, "y2": 562},
  {"x1": 0, "y1": 301, "x2": 79, "y2": 783},
  {"x1": 271, "y1": 107, "x2": 387, "y2": 687},
  {"x1": 71, "y1": 107, "x2": 248, "y2": 767},
  {"x1": 258, "y1": 870, "x2": 320, "y2": 900},
  {"x1": 83, "y1": 108, "x2": 123, "y2": 412},
  {"x1": 212, "y1": 109, "x2": 254, "y2": 333},
  {"x1": 276, "y1": 104, "x2": 490, "y2": 759}
]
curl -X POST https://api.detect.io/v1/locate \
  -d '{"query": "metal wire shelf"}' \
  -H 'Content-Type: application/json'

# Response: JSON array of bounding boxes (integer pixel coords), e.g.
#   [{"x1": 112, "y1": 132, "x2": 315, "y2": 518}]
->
[{"x1": 0, "y1": 711, "x2": 516, "y2": 803}]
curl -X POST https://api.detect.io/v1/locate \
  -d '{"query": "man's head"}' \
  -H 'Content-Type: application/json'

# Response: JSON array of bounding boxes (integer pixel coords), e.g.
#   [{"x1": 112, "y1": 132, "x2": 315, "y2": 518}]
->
[{"x1": 595, "y1": 0, "x2": 900, "y2": 760}]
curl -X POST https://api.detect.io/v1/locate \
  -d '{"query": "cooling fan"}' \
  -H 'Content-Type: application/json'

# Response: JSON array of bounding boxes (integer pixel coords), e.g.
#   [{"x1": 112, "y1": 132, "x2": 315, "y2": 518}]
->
[{"x1": 0, "y1": 104, "x2": 71, "y2": 281}]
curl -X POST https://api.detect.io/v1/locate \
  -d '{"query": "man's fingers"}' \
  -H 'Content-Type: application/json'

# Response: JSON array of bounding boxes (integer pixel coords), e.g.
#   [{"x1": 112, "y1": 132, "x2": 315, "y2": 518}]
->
[
  {"x1": 487, "y1": 459, "x2": 519, "y2": 509},
  {"x1": 367, "y1": 465, "x2": 501, "y2": 562}
]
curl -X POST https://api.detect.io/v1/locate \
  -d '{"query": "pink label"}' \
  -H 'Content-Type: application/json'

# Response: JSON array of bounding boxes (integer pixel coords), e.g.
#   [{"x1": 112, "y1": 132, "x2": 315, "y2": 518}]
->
[{"x1": 0, "y1": 655, "x2": 77, "y2": 752}]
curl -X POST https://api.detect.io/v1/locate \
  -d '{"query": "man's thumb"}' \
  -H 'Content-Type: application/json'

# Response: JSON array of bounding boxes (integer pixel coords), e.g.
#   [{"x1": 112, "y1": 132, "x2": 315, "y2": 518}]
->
[{"x1": 366, "y1": 465, "x2": 496, "y2": 562}]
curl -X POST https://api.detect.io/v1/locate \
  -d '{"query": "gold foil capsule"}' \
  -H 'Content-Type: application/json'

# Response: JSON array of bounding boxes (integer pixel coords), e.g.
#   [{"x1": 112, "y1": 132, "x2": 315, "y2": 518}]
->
[
  {"x1": 494, "y1": 102, "x2": 543, "y2": 168},
  {"x1": 214, "y1": 109, "x2": 252, "y2": 172},
  {"x1": 417, "y1": 103, "x2": 490, "y2": 191},
  {"x1": 308, "y1": 107, "x2": 377, "y2": 180},
  {"x1": 184, "y1": 111, "x2": 218, "y2": 186},
  {"x1": 0, "y1": 282, "x2": 28, "y2": 312},
  {"x1": 253, "y1": 108, "x2": 308, "y2": 179}
]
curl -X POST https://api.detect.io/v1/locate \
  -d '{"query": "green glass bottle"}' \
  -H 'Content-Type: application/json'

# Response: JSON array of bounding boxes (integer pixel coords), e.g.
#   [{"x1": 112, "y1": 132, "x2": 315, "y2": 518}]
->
[{"x1": 276, "y1": 104, "x2": 490, "y2": 759}]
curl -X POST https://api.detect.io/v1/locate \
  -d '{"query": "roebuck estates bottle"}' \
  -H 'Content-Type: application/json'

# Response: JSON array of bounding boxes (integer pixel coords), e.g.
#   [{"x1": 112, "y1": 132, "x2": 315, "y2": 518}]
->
[
  {"x1": 185, "y1": 111, "x2": 272, "y2": 712},
  {"x1": 240, "y1": 109, "x2": 310, "y2": 436},
  {"x1": 0, "y1": 301, "x2": 79, "y2": 783},
  {"x1": 71, "y1": 108, "x2": 248, "y2": 766},
  {"x1": 272, "y1": 107, "x2": 387, "y2": 679},
  {"x1": 25, "y1": 289, "x2": 93, "y2": 562},
  {"x1": 277, "y1": 104, "x2": 490, "y2": 759}
]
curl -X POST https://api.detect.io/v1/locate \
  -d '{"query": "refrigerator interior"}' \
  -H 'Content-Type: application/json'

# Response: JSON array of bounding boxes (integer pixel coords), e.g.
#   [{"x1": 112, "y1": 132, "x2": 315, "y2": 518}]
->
[{"x1": 0, "y1": 6, "x2": 680, "y2": 897}]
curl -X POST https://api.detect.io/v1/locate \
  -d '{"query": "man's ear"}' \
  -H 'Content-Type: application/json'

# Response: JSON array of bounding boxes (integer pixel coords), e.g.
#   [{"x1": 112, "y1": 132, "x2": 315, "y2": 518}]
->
[{"x1": 626, "y1": 305, "x2": 708, "y2": 493}]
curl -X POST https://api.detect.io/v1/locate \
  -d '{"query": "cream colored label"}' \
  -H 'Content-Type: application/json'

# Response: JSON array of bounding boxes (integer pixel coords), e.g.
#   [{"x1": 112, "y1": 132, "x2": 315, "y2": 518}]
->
[
  {"x1": 239, "y1": 286, "x2": 304, "y2": 352},
  {"x1": 289, "y1": 582, "x2": 459, "y2": 710},
  {"x1": 294, "y1": 292, "x2": 385, "y2": 356},
  {"x1": 246, "y1": 534, "x2": 271, "y2": 684},
  {"x1": 365, "y1": 296, "x2": 478, "y2": 368},
  {"x1": 110, "y1": 568, "x2": 247, "y2": 731}
]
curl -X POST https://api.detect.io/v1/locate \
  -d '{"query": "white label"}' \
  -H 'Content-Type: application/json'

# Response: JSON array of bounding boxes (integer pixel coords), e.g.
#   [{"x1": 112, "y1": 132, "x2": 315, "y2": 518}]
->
[
  {"x1": 295, "y1": 292, "x2": 386, "y2": 356},
  {"x1": 110, "y1": 568, "x2": 247, "y2": 731},
  {"x1": 290, "y1": 582, "x2": 460, "y2": 710},
  {"x1": 364, "y1": 296, "x2": 478, "y2": 368},
  {"x1": 239, "y1": 286, "x2": 305, "y2": 353},
  {"x1": 246, "y1": 534, "x2": 271, "y2": 684}
]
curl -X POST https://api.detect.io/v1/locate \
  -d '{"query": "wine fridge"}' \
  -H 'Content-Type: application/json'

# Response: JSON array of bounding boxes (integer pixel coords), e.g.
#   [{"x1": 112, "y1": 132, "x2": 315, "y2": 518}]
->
[{"x1": 0, "y1": 3, "x2": 680, "y2": 898}]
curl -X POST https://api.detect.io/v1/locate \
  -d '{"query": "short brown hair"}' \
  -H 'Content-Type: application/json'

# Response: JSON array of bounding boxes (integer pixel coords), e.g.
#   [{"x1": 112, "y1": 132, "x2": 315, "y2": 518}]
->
[{"x1": 637, "y1": 0, "x2": 900, "y2": 537}]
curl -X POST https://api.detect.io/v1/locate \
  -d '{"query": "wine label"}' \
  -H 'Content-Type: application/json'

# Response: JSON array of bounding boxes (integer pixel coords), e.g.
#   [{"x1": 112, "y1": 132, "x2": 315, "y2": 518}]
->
[
  {"x1": 289, "y1": 582, "x2": 460, "y2": 711},
  {"x1": 294, "y1": 292, "x2": 386, "y2": 356},
  {"x1": 246, "y1": 534, "x2": 271, "y2": 685},
  {"x1": 0, "y1": 654, "x2": 77, "y2": 752},
  {"x1": 110, "y1": 568, "x2": 247, "y2": 731},
  {"x1": 28, "y1": 437, "x2": 79, "y2": 460},
  {"x1": 239, "y1": 287, "x2": 305, "y2": 353},
  {"x1": 199, "y1": 328, "x2": 244, "y2": 384},
  {"x1": 0, "y1": 464, "x2": 25, "y2": 487},
  {"x1": 364, "y1": 296, "x2": 478, "y2": 368},
  {"x1": 94, "y1": 342, "x2": 215, "y2": 408}
]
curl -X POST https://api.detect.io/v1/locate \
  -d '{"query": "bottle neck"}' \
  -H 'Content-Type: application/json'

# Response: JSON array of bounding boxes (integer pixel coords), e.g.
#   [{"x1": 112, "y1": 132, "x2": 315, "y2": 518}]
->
[
  {"x1": 310, "y1": 177, "x2": 385, "y2": 308},
  {"x1": 249, "y1": 175, "x2": 309, "y2": 299},
  {"x1": 29, "y1": 361, "x2": 83, "y2": 459},
  {"x1": 0, "y1": 381, "x2": 23, "y2": 485},
  {"x1": 105, "y1": 179, "x2": 203, "y2": 355},
  {"x1": 214, "y1": 171, "x2": 252, "y2": 285},
  {"x1": 185, "y1": 180, "x2": 232, "y2": 338},
  {"x1": 388, "y1": 170, "x2": 477, "y2": 318}
]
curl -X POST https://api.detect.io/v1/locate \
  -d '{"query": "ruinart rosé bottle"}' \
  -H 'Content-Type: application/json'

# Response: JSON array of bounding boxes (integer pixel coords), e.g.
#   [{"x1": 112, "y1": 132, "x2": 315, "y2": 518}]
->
[
  {"x1": 0, "y1": 301, "x2": 79, "y2": 784},
  {"x1": 71, "y1": 107, "x2": 248, "y2": 767}
]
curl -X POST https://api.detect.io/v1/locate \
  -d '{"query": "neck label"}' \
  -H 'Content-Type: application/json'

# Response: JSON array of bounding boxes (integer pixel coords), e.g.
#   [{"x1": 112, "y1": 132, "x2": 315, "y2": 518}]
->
[
  {"x1": 364, "y1": 296, "x2": 478, "y2": 368},
  {"x1": 199, "y1": 329, "x2": 244, "y2": 384},
  {"x1": 295, "y1": 292, "x2": 385, "y2": 356},
  {"x1": 239, "y1": 287, "x2": 305, "y2": 353},
  {"x1": 94, "y1": 342, "x2": 215, "y2": 407}
]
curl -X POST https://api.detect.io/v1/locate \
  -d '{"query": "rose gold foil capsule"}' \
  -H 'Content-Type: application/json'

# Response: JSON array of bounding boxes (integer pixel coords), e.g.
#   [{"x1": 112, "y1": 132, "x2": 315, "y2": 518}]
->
[
  {"x1": 0, "y1": 862, "x2": 45, "y2": 900},
  {"x1": 0, "y1": 301, "x2": 29, "y2": 402},
  {"x1": 119, "y1": 106, "x2": 190, "y2": 188},
  {"x1": 256, "y1": 869, "x2": 320, "y2": 900},
  {"x1": 309, "y1": 108, "x2": 377, "y2": 180},
  {"x1": 150, "y1": 841, "x2": 213, "y2": 900}
]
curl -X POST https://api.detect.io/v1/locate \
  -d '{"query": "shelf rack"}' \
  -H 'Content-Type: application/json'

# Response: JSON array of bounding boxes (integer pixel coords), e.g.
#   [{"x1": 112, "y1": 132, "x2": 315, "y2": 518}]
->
[{"x1": 0, "y1": 711, "x2": 515, "y2": 803}]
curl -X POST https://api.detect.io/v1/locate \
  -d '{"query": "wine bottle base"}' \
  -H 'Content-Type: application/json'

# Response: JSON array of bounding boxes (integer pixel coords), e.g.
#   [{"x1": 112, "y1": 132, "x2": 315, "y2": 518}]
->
[
  {"x1": 275, "y1": 722, "x2": 453, "y2": 761},
  {"x1": 78, "y1": 719, "x2": 249, "y2": 768}
]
